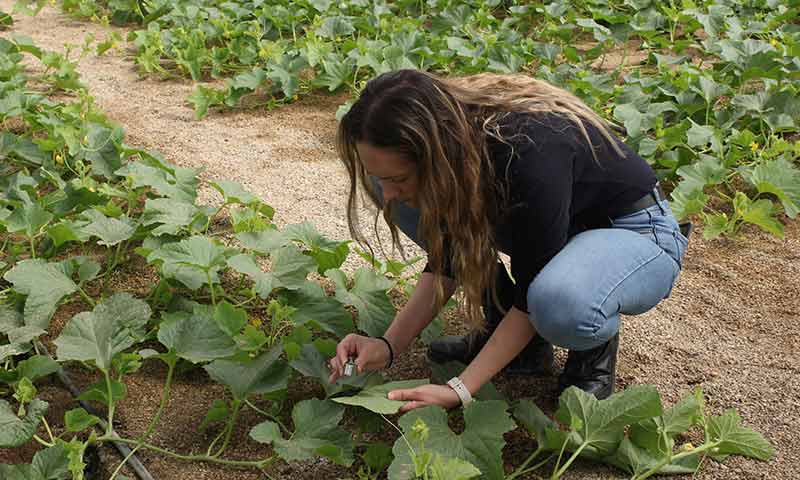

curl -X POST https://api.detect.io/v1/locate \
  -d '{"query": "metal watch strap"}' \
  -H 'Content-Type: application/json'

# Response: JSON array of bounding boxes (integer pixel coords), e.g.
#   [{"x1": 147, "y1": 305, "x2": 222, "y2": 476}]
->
[{"x1": 446, "y1": 376, "x2": 473, "y2": 406}]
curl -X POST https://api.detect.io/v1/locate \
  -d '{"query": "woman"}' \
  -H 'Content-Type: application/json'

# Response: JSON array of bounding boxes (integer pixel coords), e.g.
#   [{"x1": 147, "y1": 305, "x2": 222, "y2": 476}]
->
[{"x1": 327, "y1": 70, "x2": 688, "y2": 412}]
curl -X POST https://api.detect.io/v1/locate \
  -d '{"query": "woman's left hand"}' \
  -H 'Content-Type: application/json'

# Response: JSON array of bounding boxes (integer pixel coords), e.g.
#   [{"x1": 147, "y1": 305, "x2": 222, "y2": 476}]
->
[{"x1": 387, "y1": 384, "x2": 461, "y2": 413}]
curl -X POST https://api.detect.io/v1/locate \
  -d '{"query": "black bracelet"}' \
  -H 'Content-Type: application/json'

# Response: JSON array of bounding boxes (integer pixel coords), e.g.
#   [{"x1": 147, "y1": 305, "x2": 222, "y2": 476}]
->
[{"x1": 375, "y1": 336, "x2": 394, "y2": 369}]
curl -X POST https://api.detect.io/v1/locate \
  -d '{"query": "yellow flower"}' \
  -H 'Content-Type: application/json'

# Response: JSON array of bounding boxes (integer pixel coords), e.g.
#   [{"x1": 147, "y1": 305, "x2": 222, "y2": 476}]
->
[
  {"x1": 750, "y1": 141, "x2": 759, "y2": 152},
  {"x1": 55, "y1": 153, "x2": 64, "y2": 165},
  {"x1": 770, "y1": 38, "x2": 779, "y2": 47},
  {"x1": 250, "y1": 317, "x2": 263, "y2": 328},
  {"x1": 682, "y1": 442, "x2": 694, "y2": 451},
  {"x1": 604, "y1": 106, "x2": 613, "y2": 116}
]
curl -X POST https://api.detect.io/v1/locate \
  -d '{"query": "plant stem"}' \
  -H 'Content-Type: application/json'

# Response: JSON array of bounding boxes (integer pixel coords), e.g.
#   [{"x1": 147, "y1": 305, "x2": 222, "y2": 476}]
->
[
  {"x1": 109, "y1": 360, "x2": 176, "y2": 480},
  {"x1": 244, "y1": 399, "x2": 290, "y2": 435},
  {"x1": 506, "y1": 447, "x2": 552, "y2": 480},
  {"x1": 42, "y1": 416, "x2": 55, "y2": 444},
  {"x1": 552, "y1": 441, "x2": 588, "y2": 479},
  {"x1": 207, "y1": 271, "x2": 217, "y2": 307},
  {"x1": 98, "y1": 435, "x2": 274, "y2": 468},
  {"x1": 104, "y1": 369, "x2": 116, "y2": 437},
  {"x1": 632, "y1": 442, "x2": 720, "y2": 480},
  {"x1": 29, "y1": 236, "x2": 36, "y2": 259},
  {"x1": 33, "y1": 434, "x2": 54, "y2": 447},
  {"x1": 76, "y1": 285, "x2": 96, "y2": 307},
  {"x1": 212, "y1": 399, "x2": 242, "y2": 457}
]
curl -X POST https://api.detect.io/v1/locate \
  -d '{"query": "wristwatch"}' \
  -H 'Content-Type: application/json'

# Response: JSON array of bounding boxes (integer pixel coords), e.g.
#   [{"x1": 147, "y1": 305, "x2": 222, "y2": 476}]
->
[{"x1": 447, "y1": 376, "x2": 473, "y2": 406}]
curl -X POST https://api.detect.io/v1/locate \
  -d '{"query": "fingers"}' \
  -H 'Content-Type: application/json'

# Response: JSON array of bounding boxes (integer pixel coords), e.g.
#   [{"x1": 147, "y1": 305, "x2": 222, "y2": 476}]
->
[{"x1": 398, "y1": 400, "x2": 427, "y2": 413}]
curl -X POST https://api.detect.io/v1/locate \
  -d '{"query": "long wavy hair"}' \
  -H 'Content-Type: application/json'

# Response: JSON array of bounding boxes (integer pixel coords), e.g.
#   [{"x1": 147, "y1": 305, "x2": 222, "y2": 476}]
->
[{"x1": 336, "y1": 70, "x2": 623, "y2": 329}]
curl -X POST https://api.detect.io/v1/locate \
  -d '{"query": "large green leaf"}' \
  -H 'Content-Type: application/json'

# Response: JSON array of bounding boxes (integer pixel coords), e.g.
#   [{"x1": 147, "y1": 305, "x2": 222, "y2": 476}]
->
[
  {"x1": 210, "y1": 179, "x2": 260, "y2": 205},
  {"x1": 82, "y1": 123, "x2": 123, "y2": 179},
  {"x1": 0, "y1": 398, "x2": 48, "y2": 447},
  {"x1": 250, "y1": 398, "x2": 353, "y2": 466},
  {"x1": 512, "y1": 399, "x2": 561, "y2": 449},
  {"x1": 147, "y1": 235, "x2": 230, "y2": 290},
  {"x1": 603, "y1": 436, "x2": 700, "y2": 477},
  {"x1": 283, "y1": 222, "x2": 350, "y2": 274},
  {"x1": 326, "y1": 268, "x2": 395, "y2": 337},
  {"x1": 270, "y1": 245, "x2": 317, "y2": 290},
  {"x1": 389, "y1": 401, "x2": 515, "y2": 480},
  {"x1": 630, "y1": 388, "x2": 704, "y2": 455},
  {"x1": 3, "y1": 259, "x2": 77, "y2": 330},
  {"x1": 203, "y1": 347, "x2": 289, "y2": 400},
  {"x1": 78, "y1": 210, "x2": 135, "y2": 247},
  {"x1": 157, "y1": 306, "x2": 238, "y2": 364},
  {"x1": 115, "y1": 160, "x2": 199, "y2": 203},
  {"x1": 555, "y1": 385, "x2": 663, "y2": 456},
  {"x1": 429, "y1": 361, "x2": 504, "y2": 401},
  {"x1": 142, "y1": 198, "x2": 200, "y2": 236},
  {"x1": 284, "y1": 282, "x2": 354, "y2": 339},
  {"x1": 227, "y1": 253, "x2": 274, "y2": 298},
  {"x1": 733, "y1": 192, "x2": 784, "y2": 238},
  {"x1": 708, "y1": 410, "x2": 774, "y2": 460},
  {"x1": 236, "y1": 229, "x2": 290, "y2": 253},
  {"x1": 3, "y1": 201, "x2": 52, "y2": 238},
  {"x1": 746, "y1": 157, "x2": 800, "y2": 218},
  {"x1": 54, "y1": 293, "x2": 150, "y2": 371},
  {"x1": 332, "y1": 379, "x2": 429, "y2": 414},
  {"x1": 0, "y1": 443, "x2": 70, "y2": 480}
]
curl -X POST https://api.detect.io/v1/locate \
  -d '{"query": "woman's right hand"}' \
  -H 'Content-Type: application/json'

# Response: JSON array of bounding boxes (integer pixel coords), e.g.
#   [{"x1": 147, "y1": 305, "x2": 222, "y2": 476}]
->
[{"x1": 328, "y1": 334, "x2": 392, "y2": 384}]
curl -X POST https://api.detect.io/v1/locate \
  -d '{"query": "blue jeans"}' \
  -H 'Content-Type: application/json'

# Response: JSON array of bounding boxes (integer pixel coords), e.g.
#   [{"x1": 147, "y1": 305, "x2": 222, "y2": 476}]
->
[{"x1": 371, "y1": 179, "x2": 688, "y2": 351}]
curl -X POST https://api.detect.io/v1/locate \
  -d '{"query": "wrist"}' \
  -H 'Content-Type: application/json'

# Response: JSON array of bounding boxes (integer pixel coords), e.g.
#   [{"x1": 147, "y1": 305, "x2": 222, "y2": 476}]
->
[
  {"x1": 446, "y1": 376, "x2": 473, "y2": 406},
  {"x1": 374, "y1": 336, "x2": 394, "y2": 368}
]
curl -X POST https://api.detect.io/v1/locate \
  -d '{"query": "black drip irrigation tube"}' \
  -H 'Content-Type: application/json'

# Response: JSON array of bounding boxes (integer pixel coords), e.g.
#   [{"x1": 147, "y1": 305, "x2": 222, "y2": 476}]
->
[{"x1": 35, "y1": 341, "x2": 156, "y2": 480}]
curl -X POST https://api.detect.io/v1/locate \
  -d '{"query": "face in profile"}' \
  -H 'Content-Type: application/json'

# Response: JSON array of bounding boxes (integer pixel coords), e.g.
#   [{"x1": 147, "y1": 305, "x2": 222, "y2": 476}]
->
[{"x1": 357, "y1": 142, "x2": 420, "y2": 208}]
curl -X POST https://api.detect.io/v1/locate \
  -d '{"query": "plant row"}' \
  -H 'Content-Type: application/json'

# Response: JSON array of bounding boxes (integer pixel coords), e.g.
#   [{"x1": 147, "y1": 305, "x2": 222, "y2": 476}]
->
[
  {"x1": 0, "y1": 31, "x2": 775, "y2": 480},
  {"x1": 14, "y1": 0, "x2": 800, "y2": 238}
]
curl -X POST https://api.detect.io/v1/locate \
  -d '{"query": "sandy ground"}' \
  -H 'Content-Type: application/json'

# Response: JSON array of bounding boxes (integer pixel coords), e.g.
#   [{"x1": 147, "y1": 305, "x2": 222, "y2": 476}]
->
[{"x1": 1, "y1": 3, "x2": 799, "y2": 480}]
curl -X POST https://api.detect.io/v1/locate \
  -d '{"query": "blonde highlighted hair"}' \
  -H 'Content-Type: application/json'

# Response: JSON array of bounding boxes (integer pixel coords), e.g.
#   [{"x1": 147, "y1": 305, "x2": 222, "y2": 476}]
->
[{"x1": 337, "y1": 70, "x2": 623, "y2": 329}]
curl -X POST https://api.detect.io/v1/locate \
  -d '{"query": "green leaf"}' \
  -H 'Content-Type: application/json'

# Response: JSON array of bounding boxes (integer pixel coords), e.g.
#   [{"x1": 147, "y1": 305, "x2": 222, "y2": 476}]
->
[
  {"x1": 0, "y1": 443, "x2": 70, "y2": 480},
  {"x1": 0, "y1": 398, "x2": 48, "y2": 447},
  {"x1": 78, "y1": 209, "x2": 135, "y2": 247},
  {"x1": 210, "y1": 179, "x2": 260, "y2": 205},
  {"x1": 213, "y1": 301, "x2": 247, "y2": 337},
  {"x1": 283, "y1": 222, "x2": 350, "y2": 274},
  {"x1": 675, "y1": 154, "x2": 727, "y2": 192},
  {"x1": 203, "y1": 346, "x2": 289, "y2": 400},
  {"x1": 388, "y1": 401, "x2": 515, "y2": 480},
  {"x1": 270, "y1": 245, "x2": 317, "y2": 290},
  {"x1": 332, "y1": 379, "x2": 429, "y2": 414},
  {"x1": 115, "y1": 159, "x2": 199, "y2": 203},
  {"x1": 54, "y1": 293, "x2": 151, "y2": 371},
  {"x1": 227, "y1": 253, "x2": 275, "y2": 298},
  {"x1": 630, "y1": 388, "x2": 704, "y2": 455},
  {"x1": 157, "y1": 306, "x2": 238, "y2": 363},
  {"x1": 363, "y1": 442, "x2": 394, "y2": 472},
  {"x1": 555, "y1": 385, "x2": 663, "y2": 456},
  {"x1": 733, "y1": 192, "x2": 784, "y2": 238},
  {"x1": 327, "y1": 268, "x2": 395, "y2": 337},
  {"x1": 142, "y1": 198, "x2": 200, "y2": 236},
  {"x1": 686, "y1": 122, "x2": 716, "y2": 148},
  {"x1": 701, "y1": 212, "x2": 732, "y2": 239},
  {"x1": 64, "y1": 408, "x2": 100, "y2": 432},
  {"x1": 284, "y1": 282, "x2": 354, "y2": 339},
  {"x1": 16, "y1": 355, "x2": 59, "y2": 382},
  {"x1": 709, "y1": 409, "x2": 774, "y2": 460},
  {"x1": 4, "y1": 201, "x2": 53, "y2": 238},
  {"x1": 147, "y1": 235, "x2": 230, "y2": 290},
  {"x1": 429, "y1": 454, "x2": 481, "y2": 480},
  {"x1": 4, "y1": 259, "x2": 77, "y2": 329},
  {"x1": 250, "y1": 398, "x2": 354, "y2": 466},
  {"x1": 512, "y1": 399, "x2": 560, "y2": 448},
  {"x1": 83, "y1": 123, "x2": 123, "y2": 179},
  {"x1": 77, "y1": 378, "x2": 127, "y2": 405},
  {"x1": 747, "y1": 157, "x2": 800, "y2": 218},
  {"x1": 604, "y1": 436, "x2": 699, "y2": 476},
  {"x1": 236, "y1": 229, "x2": 290, "y2": 253},
  {"x1": 199, "y1": 399, "x2": 229, "y2": 432},
  {"x1": 316, "y1": 16, "x2": 355, "y2": 39}
]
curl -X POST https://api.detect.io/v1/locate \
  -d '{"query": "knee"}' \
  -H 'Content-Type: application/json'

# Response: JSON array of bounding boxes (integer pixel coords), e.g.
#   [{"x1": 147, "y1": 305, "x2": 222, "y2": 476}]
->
[{"x1": 527, "y1": 276, "x2": 605, "y2": 350}]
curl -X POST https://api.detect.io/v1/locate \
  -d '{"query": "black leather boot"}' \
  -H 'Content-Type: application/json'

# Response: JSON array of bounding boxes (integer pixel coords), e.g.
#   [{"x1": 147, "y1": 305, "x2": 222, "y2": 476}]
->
[
  {"x1": 557, "y1": 334, "x2": 619, "y2": 400},
  {"x1": 426, "y1": 263, "x2": 555, "y2": 376}
]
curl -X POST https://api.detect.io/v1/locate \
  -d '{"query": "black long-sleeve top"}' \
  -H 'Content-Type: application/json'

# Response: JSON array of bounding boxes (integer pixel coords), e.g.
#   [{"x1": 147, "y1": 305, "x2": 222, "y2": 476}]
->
[{"x1": 425, "y1": 111, "x2": 657, "y2": 312}]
